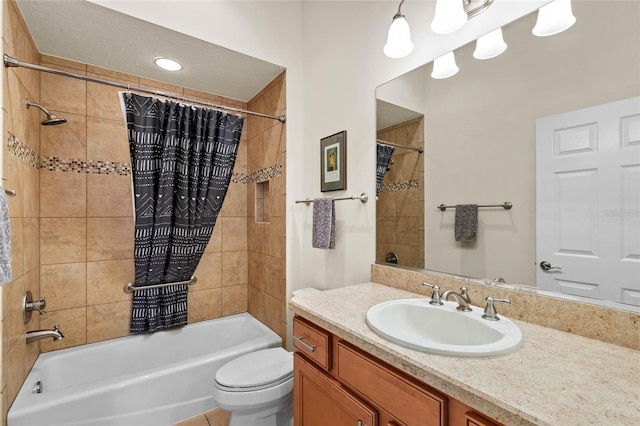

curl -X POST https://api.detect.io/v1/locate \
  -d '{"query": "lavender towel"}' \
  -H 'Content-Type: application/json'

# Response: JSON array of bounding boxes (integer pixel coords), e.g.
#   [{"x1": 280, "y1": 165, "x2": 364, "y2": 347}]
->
[
  {"x1": 0, "y1": 191, "x2": 12, "y2": 285},
  {"x1": 455, "y1": 204, "x2": 478, "y2": 242},
  {"x1": 312, "y1": 198, "x2": 335, "y2": 249}
]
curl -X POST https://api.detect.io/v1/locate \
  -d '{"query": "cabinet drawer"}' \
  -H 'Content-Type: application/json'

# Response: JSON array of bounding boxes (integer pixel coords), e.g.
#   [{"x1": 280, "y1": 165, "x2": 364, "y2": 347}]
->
[
  {"x1": 337, "y1": 341, "x2": 446, "y2": 426},
  {"x1": 293, "y1": 317, "x2": 331, "y2": 370}
]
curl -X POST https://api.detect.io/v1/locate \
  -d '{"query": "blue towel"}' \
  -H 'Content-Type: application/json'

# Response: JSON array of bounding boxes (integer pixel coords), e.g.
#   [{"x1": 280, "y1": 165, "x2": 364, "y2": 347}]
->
[
  {"x1": 455, "y1": 204, "x2": 478, "y2": 242},
  {"x1": 0, "y1": 191, "x2": 12, "y2": 285},
  {"x1": 312, "y1": 198, "x2": 335, "y2": 249}
]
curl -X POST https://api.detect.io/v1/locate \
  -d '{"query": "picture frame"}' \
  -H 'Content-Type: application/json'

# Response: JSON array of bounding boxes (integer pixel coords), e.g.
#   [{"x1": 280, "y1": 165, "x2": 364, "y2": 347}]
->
[{"x1": 320, "y1": 131, "x2": 347, "y2": 192}]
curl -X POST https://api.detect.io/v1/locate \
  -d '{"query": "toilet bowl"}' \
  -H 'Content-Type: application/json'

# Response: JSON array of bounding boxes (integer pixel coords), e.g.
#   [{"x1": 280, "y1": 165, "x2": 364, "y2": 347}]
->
[{"x1": 212, "y1": 347, "x2": 294, "y2": 426}]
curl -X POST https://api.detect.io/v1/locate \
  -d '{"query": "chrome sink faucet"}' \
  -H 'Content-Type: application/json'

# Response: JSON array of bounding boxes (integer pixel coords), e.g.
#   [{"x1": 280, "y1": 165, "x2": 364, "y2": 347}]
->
[
  {"x1": 421, "y1": 282, "x2": 443, "y2": 305},
  {"x1": 441, "y1": 287, "x2": 472, "y2": 312},
  {"x1": 26, "y1": 325, "x2": 64, "y2": 344}
]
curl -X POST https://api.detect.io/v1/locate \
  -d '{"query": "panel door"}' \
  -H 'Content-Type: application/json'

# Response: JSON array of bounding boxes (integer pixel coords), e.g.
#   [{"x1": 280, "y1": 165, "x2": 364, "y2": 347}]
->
[{"x1": 536, "y1": 97, "x2": 640, "y2": 305}]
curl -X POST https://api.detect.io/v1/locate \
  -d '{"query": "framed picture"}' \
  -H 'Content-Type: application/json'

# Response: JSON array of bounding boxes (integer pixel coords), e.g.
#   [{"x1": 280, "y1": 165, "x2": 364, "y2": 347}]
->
[{"x1": 320, "y1": 131, "x2": 347, "y2": 192}]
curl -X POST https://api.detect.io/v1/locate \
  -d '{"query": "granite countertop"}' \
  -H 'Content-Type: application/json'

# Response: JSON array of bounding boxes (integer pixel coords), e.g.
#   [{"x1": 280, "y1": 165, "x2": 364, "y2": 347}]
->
[{"x1": 289, "y1": 282, "x2": 640, "y2": 426}]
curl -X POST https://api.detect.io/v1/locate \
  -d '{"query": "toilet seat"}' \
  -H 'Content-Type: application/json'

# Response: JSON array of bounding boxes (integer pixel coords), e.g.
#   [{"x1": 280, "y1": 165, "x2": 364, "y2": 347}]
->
[{"x1": 215, "y1": 348, "x2": 293, "y2": 392}]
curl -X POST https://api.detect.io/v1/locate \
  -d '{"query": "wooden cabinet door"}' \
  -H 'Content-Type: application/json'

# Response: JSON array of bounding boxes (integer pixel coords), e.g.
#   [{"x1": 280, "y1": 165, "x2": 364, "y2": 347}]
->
[
  {"x1": 337, "y1": 341, "x2": 446, "y2": 426},
  {"x1": 295, "y1": 353, "x2": 377, "y2": 426}
]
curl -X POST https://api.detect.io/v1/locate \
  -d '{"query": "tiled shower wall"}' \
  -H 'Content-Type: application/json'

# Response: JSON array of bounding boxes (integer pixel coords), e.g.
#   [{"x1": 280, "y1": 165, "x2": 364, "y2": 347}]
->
[
  {"x1": 34, "y1": 53, "x2": 258, "y2": 353},
  {"x1": 1, "y1": 0, "x2": 41, "y2": 421},
  {"x1": 376, "y1": 117, "x2": 424, "y2": 269},
  {"x1": 246, "y1": 74, "x2": 287, "y2": 346},
  {"x1": 1, "y1": 1, "x2": 287, "y2": 421}
]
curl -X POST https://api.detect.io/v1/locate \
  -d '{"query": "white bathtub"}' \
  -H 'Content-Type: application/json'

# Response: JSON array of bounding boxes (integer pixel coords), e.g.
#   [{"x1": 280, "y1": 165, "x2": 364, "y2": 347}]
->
[{"x1": 8, "y1": 313, "x2": 282, "y2": 426}]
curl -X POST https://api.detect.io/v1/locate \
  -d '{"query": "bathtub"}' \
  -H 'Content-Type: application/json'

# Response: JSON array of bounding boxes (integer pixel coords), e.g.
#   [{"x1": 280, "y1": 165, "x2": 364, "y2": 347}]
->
[{"x1": 8, "y1": 313, "x2": 282, "y2": 426}]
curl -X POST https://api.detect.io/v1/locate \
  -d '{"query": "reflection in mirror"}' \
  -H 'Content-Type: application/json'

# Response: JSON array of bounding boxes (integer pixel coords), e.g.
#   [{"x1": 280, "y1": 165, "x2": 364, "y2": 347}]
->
[
  {"x1": 376, "y1": 100, "x2": 424, "y2": 269},
  {"x1": 375, "y1": 1, "x2": 640, "y2": 310}
]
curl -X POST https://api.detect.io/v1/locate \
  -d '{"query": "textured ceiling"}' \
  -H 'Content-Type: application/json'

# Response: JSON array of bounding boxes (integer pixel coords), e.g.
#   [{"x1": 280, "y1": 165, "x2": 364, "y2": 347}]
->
[{"x1": 16, "y1": 0, "x2": 285, "y2": 102}]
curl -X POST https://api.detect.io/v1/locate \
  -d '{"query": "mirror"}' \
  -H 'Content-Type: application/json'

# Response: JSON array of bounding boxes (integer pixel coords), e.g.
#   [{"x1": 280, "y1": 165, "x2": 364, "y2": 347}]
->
[{"x1": 375, "y1": 1, "x2": 640, "y2": 310}]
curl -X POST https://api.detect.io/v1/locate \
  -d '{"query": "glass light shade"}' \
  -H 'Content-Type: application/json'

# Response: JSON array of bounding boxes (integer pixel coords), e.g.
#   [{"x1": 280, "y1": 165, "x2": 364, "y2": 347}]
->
[
  {"x1": 431, "y1": 51, "x2": 459, "y2": 79},
  {"x1": 532, "y1": 0, "x2": 576, "y2": 37},
  {"x1": 431, "y1": 0, "x2": 468, "y2": 35},
  {"x1": 384, "y1": 15, "x2": 414, "y2": 58},
  {"x1": 473, "y1": 28, "x2": 508, "y2": 60}
]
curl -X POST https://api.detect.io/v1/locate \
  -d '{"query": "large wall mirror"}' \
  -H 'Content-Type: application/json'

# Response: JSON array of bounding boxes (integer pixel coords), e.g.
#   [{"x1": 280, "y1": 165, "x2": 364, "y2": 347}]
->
[{"x1": 375, "y1": 1, "x2": 640, "y2": 310}]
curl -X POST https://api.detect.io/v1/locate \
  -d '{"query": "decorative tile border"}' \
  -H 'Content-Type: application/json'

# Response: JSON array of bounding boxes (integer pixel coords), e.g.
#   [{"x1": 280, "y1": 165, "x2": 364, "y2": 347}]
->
[
  {"x1": 233, "y1": 164, "x2": 283, "y2": 184},
  {"x1": 8, "y1": 132, "x2": 282, "y2": 183},
  {"x1": 379, "y1": 179, "x2": 420, "y2": 193},
  {"x1": 39, "y1": 157, "x2": 132, "y2": 175},
  {"x1": 247, "y1": 164, "x2": 283, "y2": 183},
  {"x1": 7, "y1": 132, "x2": 39, "y2": 169}
]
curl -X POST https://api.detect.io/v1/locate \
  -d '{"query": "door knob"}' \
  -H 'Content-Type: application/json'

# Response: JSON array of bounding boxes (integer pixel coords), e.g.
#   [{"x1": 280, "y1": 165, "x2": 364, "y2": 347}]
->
[{"x1": 540, "y1": 261, "x2": 562, "y2": 271}]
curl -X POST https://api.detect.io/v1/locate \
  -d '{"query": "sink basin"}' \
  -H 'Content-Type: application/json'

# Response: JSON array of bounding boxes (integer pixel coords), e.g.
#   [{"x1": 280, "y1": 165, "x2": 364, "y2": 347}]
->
[{"x1": 366, "y1": 298, "x2": 523, "y2": 357}]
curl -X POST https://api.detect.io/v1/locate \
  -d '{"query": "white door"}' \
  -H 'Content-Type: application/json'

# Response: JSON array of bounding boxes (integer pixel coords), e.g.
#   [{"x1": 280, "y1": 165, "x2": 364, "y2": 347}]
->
[{"x1": 536, "y1": 97, "x2": 640, "y2": 306}]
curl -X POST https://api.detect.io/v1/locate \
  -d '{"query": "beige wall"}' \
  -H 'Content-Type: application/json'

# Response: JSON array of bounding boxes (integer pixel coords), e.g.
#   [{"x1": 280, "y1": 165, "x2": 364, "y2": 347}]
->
[
  {"x1": 376, "y1": 117, "x2": 424, "y2": 269},
  {"x1": 1, "y1": 2, "x2": 287, "y2": 422},
  {"x1": 423, "y1": 1, "x2": 640, "y2": 285}
]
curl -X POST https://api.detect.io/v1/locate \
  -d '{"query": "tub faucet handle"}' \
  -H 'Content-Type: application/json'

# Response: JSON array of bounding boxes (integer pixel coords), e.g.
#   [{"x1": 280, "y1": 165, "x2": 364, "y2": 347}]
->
[{"x1": 35, "y1": 296, "x2": 46, "y2": 314}]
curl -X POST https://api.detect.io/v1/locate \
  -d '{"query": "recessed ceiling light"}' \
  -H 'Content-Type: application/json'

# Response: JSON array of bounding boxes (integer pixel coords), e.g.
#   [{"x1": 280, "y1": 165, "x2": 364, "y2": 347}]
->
[{"x1": 153, "y1": 57, "x2": 183, "y2": 71}]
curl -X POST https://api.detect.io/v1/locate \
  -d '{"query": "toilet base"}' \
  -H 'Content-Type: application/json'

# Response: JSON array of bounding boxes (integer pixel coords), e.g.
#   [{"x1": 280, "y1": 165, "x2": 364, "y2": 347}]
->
[{"x1": 228, "y1": 393, "x2": 293, "y2": 426}]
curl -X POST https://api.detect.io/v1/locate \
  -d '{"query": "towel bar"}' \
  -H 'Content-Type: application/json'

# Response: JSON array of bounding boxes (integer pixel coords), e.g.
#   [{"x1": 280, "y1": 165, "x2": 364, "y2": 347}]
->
[
  {"x1": 296, "y1": 193, "x2": 368, "y2": 205},
  {"x1": 124, "y1": 276, "x2": 197, "y2": 293},
  {"x1": 437, "y1": 202, "x2": 512, "y2": 211}
]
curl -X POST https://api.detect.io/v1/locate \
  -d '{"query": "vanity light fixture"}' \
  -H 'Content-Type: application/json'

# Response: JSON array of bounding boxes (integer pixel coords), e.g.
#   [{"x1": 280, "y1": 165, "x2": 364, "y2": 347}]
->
[
  {"x1": 532, "y1": 0, "x2": 576, "y2": 37},
  {"x1": 431, "y1": 0, "x2": 494, "y2": 35},
  {"x1": 473, "y1": 28, "x2": 507, "y2": 60},
  {"x1": 153, "y1": 57, "x2": 183, "y2": 71},
  {"x1": 384, "y1": 0, "x2": 414, "y2": 58},
  {"x1": 431, "y1": 51, "x2": 459, "y2": 79}
]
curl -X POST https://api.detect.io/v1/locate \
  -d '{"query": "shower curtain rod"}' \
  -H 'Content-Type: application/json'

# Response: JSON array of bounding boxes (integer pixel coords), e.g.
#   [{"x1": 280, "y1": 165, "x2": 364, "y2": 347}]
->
[
  {"x1": 3, "y1": 54, "x2": 286, "y2": 123},
  {"x1": 377, "y1": 139, "x2": 423, "y2": 153}
]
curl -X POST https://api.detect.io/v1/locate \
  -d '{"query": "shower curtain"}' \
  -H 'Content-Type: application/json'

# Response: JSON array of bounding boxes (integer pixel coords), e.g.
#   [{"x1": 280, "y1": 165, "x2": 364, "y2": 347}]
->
[
  {"x1": 376, "y1": 143, "x2": 395, "y2": 196},
  {"x1": 121, "y1": 92, "x2": 244, "y2": 333}
]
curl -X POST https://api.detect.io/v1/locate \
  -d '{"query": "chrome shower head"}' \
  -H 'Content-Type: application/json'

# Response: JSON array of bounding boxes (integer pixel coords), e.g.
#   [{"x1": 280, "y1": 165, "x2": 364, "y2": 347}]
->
[{"x1": 25, "y1": 99, "x2": 67, "y2": 126}]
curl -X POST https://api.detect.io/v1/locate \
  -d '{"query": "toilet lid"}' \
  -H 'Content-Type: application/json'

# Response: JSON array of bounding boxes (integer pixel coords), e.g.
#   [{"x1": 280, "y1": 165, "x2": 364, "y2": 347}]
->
[{"x1": 215, "y1": 347, "x2": 293, "y2": 389}]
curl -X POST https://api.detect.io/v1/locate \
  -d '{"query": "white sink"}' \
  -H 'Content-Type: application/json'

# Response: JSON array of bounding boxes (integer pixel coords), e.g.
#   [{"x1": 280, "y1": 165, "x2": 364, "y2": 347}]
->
[{"x1": 366, "y1": 298, "x2": 523, "y2": 357}]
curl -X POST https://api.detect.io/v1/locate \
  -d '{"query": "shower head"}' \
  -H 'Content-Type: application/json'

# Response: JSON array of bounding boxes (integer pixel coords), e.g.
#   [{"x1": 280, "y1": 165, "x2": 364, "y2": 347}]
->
[{"x1": 25, "y1": 99, "x2": 67, "y2": 126}]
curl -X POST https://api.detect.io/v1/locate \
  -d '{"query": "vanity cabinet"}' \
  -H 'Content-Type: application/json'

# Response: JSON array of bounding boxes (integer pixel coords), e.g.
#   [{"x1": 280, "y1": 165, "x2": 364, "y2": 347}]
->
[{"x1": 293, "y1": 316, "x2": 503, "y2": 426}]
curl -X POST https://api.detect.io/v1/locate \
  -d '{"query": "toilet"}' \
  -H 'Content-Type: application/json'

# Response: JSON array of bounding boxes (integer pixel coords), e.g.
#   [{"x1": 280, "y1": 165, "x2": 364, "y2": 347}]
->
[{"x1": 212, "y1": 347, "x2": 294, "y2": 426}]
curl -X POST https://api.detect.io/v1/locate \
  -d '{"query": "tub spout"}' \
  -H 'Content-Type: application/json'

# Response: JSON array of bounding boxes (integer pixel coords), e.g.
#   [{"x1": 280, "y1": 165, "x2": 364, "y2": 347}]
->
[{"x1": 26, "y1": 324, "x2": 64, "y2": 344}]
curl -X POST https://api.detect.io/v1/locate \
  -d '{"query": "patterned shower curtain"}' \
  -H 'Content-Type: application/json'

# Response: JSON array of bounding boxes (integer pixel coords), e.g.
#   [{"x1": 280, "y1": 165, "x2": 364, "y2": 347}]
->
[
  {"x1": 121, "y1": 93, "x2": 244, "y2": 333},
  {"x1": 376, "y1": 143, "x2": 395, "y2": 196}
]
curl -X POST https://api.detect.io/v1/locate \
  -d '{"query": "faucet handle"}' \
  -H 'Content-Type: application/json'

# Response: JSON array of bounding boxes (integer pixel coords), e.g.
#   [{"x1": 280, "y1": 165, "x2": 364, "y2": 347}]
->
[
  {"x1": 422, "y1": 282, "x2": 443, "y2": 305},
  {"x1": 459, "y1": 287, "x2": 471, "y2": 303},
  {"x1": 482, "y1": 296, "x2": 511, "y2": 321},
  {"x1": 35, "y1": 296, "x2": 46, "y2": 315}
]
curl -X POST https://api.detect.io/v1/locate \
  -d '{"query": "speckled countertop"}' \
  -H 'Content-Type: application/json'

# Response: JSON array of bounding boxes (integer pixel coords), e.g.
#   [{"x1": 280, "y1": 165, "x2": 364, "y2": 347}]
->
[{"x1": 289, "y1": 282, "x2": 640, "y2": 426}]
